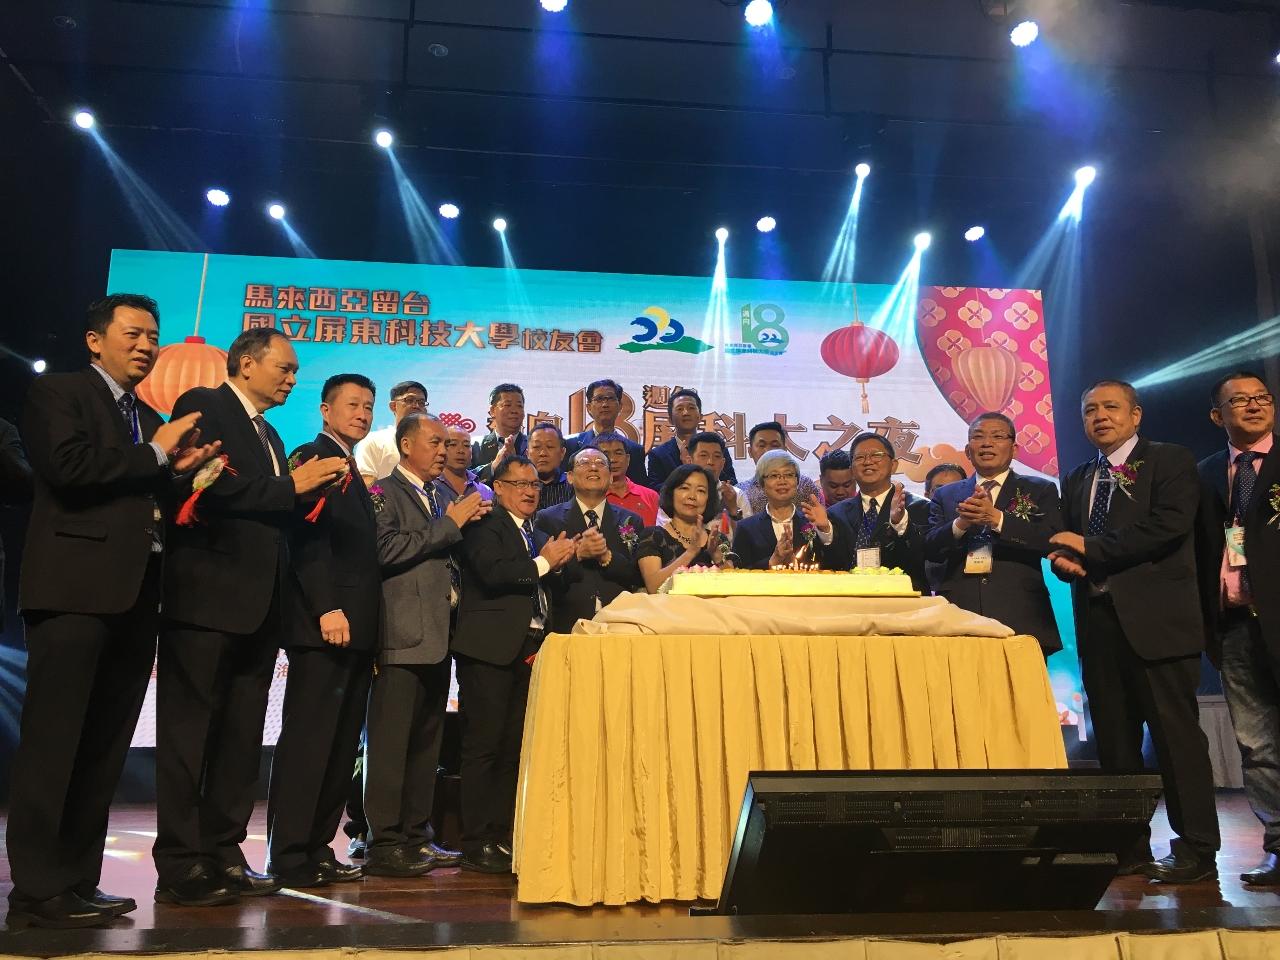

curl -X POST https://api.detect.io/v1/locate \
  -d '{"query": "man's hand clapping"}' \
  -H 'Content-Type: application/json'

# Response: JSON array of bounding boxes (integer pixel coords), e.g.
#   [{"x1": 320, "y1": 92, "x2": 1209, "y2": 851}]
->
[
  {"x1": 539, "y1": 531, "x2": 576, "y2": 569},
  {"x1": 575, "y1": 527, "x2": 609, "y2": 560},
  {"x1": 291, "y1": 456, "x2": 348, "y2": 495},
  {"x1": 956, "y1": 483, "x2": 1001, "y2": 530},
  {"x1": 888, "y1": 481, "x2": 908, "y2": 525},
  {"x1": 444, "y1": 491, "x2": 490, "y2": 528}
]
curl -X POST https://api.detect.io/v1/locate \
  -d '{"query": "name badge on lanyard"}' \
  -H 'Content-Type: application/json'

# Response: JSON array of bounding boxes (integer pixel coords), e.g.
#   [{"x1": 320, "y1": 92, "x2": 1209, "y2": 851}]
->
[
  {"x1": 1226, "y1": 525, "x2": 1247, "y2": 567},
  {"x1": 965, "y1": 544, "x2": 993, "y2": 574}
]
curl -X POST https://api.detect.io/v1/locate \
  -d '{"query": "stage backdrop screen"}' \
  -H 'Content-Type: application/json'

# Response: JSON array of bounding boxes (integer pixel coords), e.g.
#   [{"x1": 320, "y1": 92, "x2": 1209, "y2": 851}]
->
[{"x1": 107, "y1": 249, "x2": 1085, "y2": 753}]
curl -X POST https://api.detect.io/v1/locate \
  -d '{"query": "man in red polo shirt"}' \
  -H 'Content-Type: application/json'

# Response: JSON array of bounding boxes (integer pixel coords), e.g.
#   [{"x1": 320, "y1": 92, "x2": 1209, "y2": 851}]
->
[{"x1": 597, "y1": 431, "x2": 658, "y2": 527}]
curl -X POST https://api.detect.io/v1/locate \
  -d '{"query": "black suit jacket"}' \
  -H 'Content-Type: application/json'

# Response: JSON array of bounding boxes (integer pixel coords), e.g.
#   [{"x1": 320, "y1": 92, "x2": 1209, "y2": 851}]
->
[
  {"x1": 454, "y1": 507, "x2": 556, "y2": 666},
  {"x1": 1196, "y1": 437, "x2": 1280, "y2": 667},
  {"x1": 164, "y1": 383, "x2": 295, "y2": 635},
  {"x1": 1060, "y1": 437, "x2": 1202, "y2": 661},
  {"x1": 646, "y1": 436, "x2": 738, "y2": 490},
  {"x1": 0, "y1": 416, "x2": 33, "y2": 621},
  {"x1": 470, "y1": 431, "x2": 527, "y2": 485},
  {"x1": 730, "y1": 509, "x2": 846, "y2": 571},
  {"x1": 924, "y1": 472, "x2": 1063, "y2": 655},
  {"x1": 534, "y1": 499, "x2": 643, "y2": 633},
  {"x1": 18, "y1": 369, "x2": 167, "y2": 615},
  {"x1": 285, "y1": 433, "x2": 380, "y2": 652},
  {"x1": 827, "y1": 490, "x2": 927, "y2": 589},
  {"x1": 564, "y1": 430, "x2": 648, "y2": 487}
]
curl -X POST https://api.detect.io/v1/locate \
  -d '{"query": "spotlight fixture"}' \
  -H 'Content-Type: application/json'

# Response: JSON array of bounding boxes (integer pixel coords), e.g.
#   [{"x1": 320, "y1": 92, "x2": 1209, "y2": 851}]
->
[
  {"x1": 854, "y1": 162, "x2": 871, "y2": 178},
  {"x1": 206, "y1": 188, "x2": 231, "y2": 207},
  {"x1": 438, "y1": 203, "x2": 460, "y2": 219},
  {"x1": 715, "y1": 227, "x2": 729, "y2": 242},
  {"x1": 268, "y1": 203, "x2": 286, "y2": 220},
  {"x1": 540, "y1": 0, "x2": 568, "y2": 10},
  {"x1": 32, "y1": 359, "x2": 47, "y2": 374},
  {"x1": 1009, "y1": 20, "x2": 1039, "y2": 47},
  {"x1": 492, "y1": 217, "x2": 508, "y2": 233},
  {"x1": 756, "y1": 216, "x2": 777, "y2": 234},
  {"x1": 374, "y1": 129, "x2": 394, "y2": 149},
  {"x1": 1274, "y1": 50, "x2": 1280, "y2": 64},
  {"x1": 744, "y1": 0, "x2": 773, "y2": 27},
  {"x1": 1074, "y1": 165, "x2": 1097, "y2": 187},
  {"x1": 913, "y1": 232, "x2": 932, "y2": 251},
  {"x1": 964, "y1": 225, "x2": 986, "y2": 242},
  {"x1": 72, "y1": 109, "x2": 95, "y2": 129}
]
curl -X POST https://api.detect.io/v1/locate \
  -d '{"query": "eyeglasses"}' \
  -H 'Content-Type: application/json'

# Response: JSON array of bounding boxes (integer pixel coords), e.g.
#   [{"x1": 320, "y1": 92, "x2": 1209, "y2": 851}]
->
[
  {"x1": 394, "y1": 396, "x2": 428, "y2": 409},
  {"x1": 496, "y1": 479, "x2": 544, "y2": 491},
  {"x1": 967, "y1": 433, "x2": 1014, "y2": 443},
  {"x1": 1220, "y1": 393, "x2": 1274, "y2": 410},
  {"x1": 853, "y1": 452, "x2": 889, "y2": 464},
  {"x1": 588, "y1": 394, "x2": 620, "y2": 404},
  {"x1": 575, "y1": 459, "x2": 610, "y2": 471},
  {"x1": 762, "y1": 472, "x2": 798, "y2": 483}
]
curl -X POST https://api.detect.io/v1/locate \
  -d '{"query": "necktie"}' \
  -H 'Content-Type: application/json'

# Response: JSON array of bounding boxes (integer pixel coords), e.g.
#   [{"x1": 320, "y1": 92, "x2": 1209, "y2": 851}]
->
[
  {"x1": 1086, "y1": 457, "x2": 1112, "y2": 537},
  {"x1": 253, "y1": 415, "x2": 276, "y2": 474},
  {"x1": 117, "y1": 392, "x2": 139, "y2": 441},
  {"x1": 857, "y1": 498, "x2": 879, "y2": 549},
  {"x1": 522, "y1": 519, "x2": 548, "y2": 622},
  {"x1": 973, "y1": 479, "x2": 999, "y2": 545},
  {"x1": 429, "y1": 488, "x2": 462, "y2": 599},
  {"x1": 1232, "y1": 452, "x2": 1261, "y2": 525},
  {"x1": 585, "y1": 509, "x2": 599, "y2": 528}
]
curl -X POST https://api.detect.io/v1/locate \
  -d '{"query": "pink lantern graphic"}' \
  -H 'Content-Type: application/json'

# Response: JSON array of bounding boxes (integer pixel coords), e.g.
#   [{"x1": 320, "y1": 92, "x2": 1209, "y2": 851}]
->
[
  {"x1": 820, "y1": 288, "x2": 900, "y2": 414},
  {"x1": 135, "y1": 254, "x2": 228, "y2": 415},
  {"x1": 953, "y1": 344, "x2": 1018, "y2": 412}
]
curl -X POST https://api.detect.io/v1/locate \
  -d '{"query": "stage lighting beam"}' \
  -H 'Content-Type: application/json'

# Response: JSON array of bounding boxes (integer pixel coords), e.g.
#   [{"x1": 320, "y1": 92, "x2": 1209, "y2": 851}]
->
[
  {"x1": 268, "y1": 203, "x2": 286, "y2": 221},
  {"x1": 744, "y1": 0, "x2": 773, "y2": 28},
  {"x1": 914, "y1": 232, "x2": 932, "y2": 251},
  {"x1": 32, "y1": 359, "x2": 47, "y2": 374},
  {"x1": 1010, "y1": 20, "x2": 1039, "y2": 47},
  {"x1": 715, "y1": 227, "x2": 729, "y2": 242},
  {"x1": 374, "y1": 129, "x2": 394, "y2": 149},
  {"x1": 493, "y1": 218, "x2": 508, "y2": 233},
  {"x1": 206, "y1": 188, "x2": 230, "y2": 207},
  {"x1": 855, "y1": 162, "x2": 871, "y2": 179},
  {"x1": 73, "y1": 109, "x2": 95, "y2": 130},
  {"x1": 439, "y1": 203, "x2": 460, "y2": 219},
  {"x1": 1075, "y1": 165, "x2": 1097, "y2": 187},
  {"x1": 540, "y1": 0, "x2": 568, "y2": 10},
  {"x1": 965, "y1": 226, "x2": 986, "y2": 242},
  {"x1": 756, "y1": 216, "x2": 777, "y2": 234}
]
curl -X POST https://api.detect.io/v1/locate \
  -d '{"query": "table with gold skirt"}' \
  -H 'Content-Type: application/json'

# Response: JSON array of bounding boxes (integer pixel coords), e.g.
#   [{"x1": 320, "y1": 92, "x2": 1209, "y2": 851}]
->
[{"x1": 512, "y1": 631, "x2": 1068, "y2": 906}]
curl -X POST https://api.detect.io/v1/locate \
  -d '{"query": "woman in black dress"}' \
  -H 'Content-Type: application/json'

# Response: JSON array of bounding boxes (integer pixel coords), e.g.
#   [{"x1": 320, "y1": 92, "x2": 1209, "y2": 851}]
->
[{"x1": 636, "y1": 463, "x2": 734, "y2": 593}]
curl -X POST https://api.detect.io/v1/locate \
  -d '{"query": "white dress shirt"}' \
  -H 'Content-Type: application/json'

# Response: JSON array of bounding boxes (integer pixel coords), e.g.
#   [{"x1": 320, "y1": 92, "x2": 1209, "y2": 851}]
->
[{"x1": 227, "y1": 380, "x2": 281, "y2": 475}]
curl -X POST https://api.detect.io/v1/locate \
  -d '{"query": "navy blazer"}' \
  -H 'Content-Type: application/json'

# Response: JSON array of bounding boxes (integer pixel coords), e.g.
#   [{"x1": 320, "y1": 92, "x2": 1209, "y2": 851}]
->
[
  {"x1": 1060, "y1": 437, "x2": 1202, "y2": 662},
  {"x1": 730, "y1": 509, "x2": 845, "y2": 571},
  {"x1": 1196, "y1": 437, "x2": 1280, "y2": 667},
  {"x1": 924, "y1": 472, "x2": 1063, "y2": 655},
  {"x1": 827, "y1": 490, "x2": 927, "y2": 589},
  {"x1": 534, "y1": 498, "x2": 644, "y2": 632},
  {"x1": 646, "y1": 436, "x2": 738, "y2": 491}
]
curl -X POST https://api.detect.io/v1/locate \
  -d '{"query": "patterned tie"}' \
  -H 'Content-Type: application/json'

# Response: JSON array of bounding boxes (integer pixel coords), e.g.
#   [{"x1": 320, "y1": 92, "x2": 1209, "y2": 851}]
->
[
  {"x1": 585, "y1": 509, "x2": 599, "y2": 529},
  {"x1": 428, "y1": 488, "x2": 462, "y2": 598},
  {"x1": 1086, "y1": 457, "x2": 1113, "y2": 537},
  {"x1": 1232, "y1": 452, "x2": 1261, "y2": 525},
  {"x1": 857, "y1": 497, "x2": 879, "y2": 549},
  {"x1": 521, "y1": 519, "x2": 548, "y2": 622},
  {"x1": 117, "y1": 392, "x2": 138, "y2": 441},
  {"x1": 973, "y1": 479, "x2": 999, "y2": 545},
  {"x1": 253, "y1": 415, "x2": 277, "y2": 475}
]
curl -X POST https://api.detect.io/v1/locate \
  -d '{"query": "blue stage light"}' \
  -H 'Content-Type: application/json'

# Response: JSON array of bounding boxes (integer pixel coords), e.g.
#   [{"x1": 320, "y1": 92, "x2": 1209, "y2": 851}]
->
[
  {"x1": 374, "y1": 129, "x2": 394, "y2": 149},
  {"x1": 73, "y1": 109, "x2": 95, "y2": 130},
  {"x1": 715, "y1": 227, "x2": 729, "y2": 242},
  {"x1": 438, "y1": 203, "x2": 460, "y2": 219},
  {"x1": 1010, "y1": 20, "x2": 1039, "y2": 47},
  {"x1": 744, "y1": 0, "x2": 773, "y2": 27},
  {"x1": 855, "y1": 162, "x2": 871, "y2": 179},
  {"x1": 206, "y1": 188, "x2": 230, "y2": 207},
  {"x1": 914, "y1": 232, "x2": 932, "y2": 251},
  {"x1": 964, "y1": 225, "x2": 986, "y2": 242},
  {"x1": 756, "y1": 216, "x2": 777, "y2": 234},
  {"x1": 32, "y1": 359, "x2": 47, "y2": 374},
  {"x1": 540, "y1": 0, "x2": 568, "y2": 10},
  {"x1": 268, "y1": 203, "x2": 286, "y2": 220},
  {"x1": 493, "y1": 217, "x2": 508, "y2": 233},
  {"x1": 1074, "y1": 165, "x2": 1097, "y2": 187}
]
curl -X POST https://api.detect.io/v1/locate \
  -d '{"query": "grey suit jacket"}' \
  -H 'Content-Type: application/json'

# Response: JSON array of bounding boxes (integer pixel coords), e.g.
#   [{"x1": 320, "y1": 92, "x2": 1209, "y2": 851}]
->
[{"x1": 375, "y1": 467, "x2": 462, "y2": 666}]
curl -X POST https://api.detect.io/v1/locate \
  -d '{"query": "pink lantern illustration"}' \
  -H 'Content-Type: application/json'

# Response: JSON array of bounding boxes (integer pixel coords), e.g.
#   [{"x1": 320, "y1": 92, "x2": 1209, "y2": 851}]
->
[{"x1": 953, "y1": 344, "x2": 1018, "y2": 412}]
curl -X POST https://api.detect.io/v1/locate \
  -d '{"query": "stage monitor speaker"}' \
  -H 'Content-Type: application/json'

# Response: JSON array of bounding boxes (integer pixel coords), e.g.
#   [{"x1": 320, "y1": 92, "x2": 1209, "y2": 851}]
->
[{"x1": 713, "y1": 770, "x2": 1162, "y2": 915}]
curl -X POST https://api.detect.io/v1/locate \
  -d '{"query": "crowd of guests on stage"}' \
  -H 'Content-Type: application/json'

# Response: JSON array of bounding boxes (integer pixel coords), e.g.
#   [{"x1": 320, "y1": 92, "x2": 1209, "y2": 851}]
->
[{"x1": 1, "y1": 292, "x2": 1277, "y2": 928}]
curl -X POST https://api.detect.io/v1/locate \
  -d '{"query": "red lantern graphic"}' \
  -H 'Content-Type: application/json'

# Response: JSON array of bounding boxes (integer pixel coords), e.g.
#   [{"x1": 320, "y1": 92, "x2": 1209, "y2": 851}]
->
[
  {"x1": 136, "y1": 336, "x2": 228, "y2": 416},
  {"x1": 953, "y1": 344, "x2": 1018, "y2": 412},
  {"x1": 821, "y1": 320, "x2": 900, "y2": 414}
]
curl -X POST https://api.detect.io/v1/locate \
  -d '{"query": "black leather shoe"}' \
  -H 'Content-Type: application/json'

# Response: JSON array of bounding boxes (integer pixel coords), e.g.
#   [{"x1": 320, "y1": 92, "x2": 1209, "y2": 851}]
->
[
  {"x1": 75, "y1": 887, "x2": 138, "y2": 917},
  {"x1": 419, "y1": 841, "x2": 462, "y2": 867},
  {"x1": 271, "y1": 865, "x2": 329, "y2": 889},
  {"x1": 347, "y1": 836, "x2": 367, "y2": 860},
  {"x1": 364, "y1": 847, "x2": 437, "y2": 877},
  {"x1": 222, "y1": 864, "x2": 281, "y2": 897},
  {"x1": 462, "y1": 841, "x2": 513, "y2": 875},
  {"x1": 155, "y1": 865, "x2": 240, "y2": 907},
  {"x1": 7, "y1": 892, "x2": 115, "y2": 929},
  {"x1": 1142, "y1": 838, "x2": 1218, "y2": 884},
  {"x1": 1242, "y1": 852, "x2": 1280, "y2": 885},
  {"x1": 1116, "y1": 845, "x2": 1155, "y2": 877},
  {"x1": 315, "y1": 858, "x2": 363, "y2": 883}
]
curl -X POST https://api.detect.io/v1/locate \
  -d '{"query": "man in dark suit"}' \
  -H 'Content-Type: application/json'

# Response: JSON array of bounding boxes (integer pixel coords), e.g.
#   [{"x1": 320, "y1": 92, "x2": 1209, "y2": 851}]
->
[
  {"x1": 535, "y1": 444, "x2": 644, "y2": 632},
  {"x1": 0, "y1": 415, "x2": 33, "y2": 624},
  {"x1": 925, "y1": 413, "x2": 1062, "y2": 657},
  {"x1": 155, "y1": 327, "x2": 346, "y2": 906},
  {"x1": 365, "y1": 413, "x2": 488, "y2": 876},
  {"x1": 1195, "y1": 370, "x2": 1279, "y2": 884},
  {"x1": 453, "y1": 455, "x2": 576, "y2": 873},
  {"x1": 646, "y1": 387, "x2": 738, "y2": 490},
  {"x1": 563, "y1": 378, "x2": 647, "y2": 487},
  {"x1": 828, "y1": 432, "x2": 925, "y2": 584},
  {"x1": 1050, "y1": 379, "x2": 1219, "y2": 883},
  {"x1": 7, "y1": 294, "x2": 217, "y2": 928},
  {"x1": 470, "y1": 383, "x2": 527, "y2": 485},
  {"x1": 264, "y1": 374, "x2": 381, "y2": 888}
]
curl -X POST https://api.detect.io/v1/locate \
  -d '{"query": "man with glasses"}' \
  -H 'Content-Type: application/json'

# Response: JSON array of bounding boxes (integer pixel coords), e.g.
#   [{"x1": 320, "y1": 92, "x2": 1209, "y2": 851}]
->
[
  {"x1": 453, "y1": 456, "x2": 576, "y2": 874},
  {"x1": 472, "y1": 384, "x2": 527, "y2": 485},
  {"x1": 923, "y1": 412, "x2": 1063, "y2": 657},
  {"x1": 564, "y1": 379, "x2": 647, "y2": 486},
  {"x1": 827, "y1": 432, "x2": 924, "y2": 585},
  {"x1": 354, "y1": 380, "x2": 428, "y2": 486},
  {"x1": 1196, "y1": 371, "x2": 1279, "y2": 885}
]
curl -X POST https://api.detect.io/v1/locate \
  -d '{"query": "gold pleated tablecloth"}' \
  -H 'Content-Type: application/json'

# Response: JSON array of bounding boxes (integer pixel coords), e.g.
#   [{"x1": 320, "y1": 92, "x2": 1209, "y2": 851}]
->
[{"x1": 512, "y1": 631, "x2": 1067, "y2": 906}]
